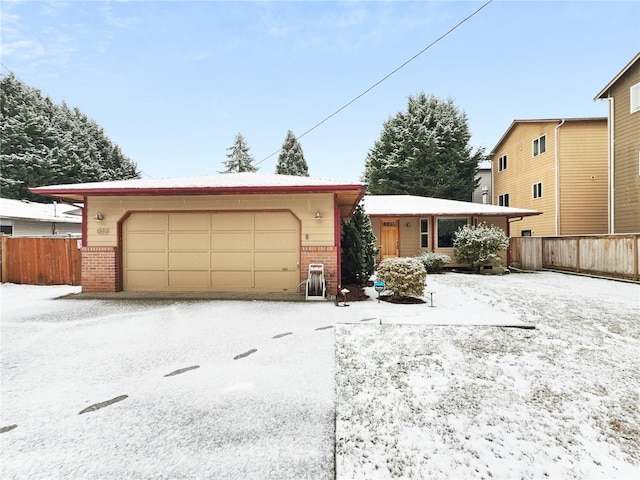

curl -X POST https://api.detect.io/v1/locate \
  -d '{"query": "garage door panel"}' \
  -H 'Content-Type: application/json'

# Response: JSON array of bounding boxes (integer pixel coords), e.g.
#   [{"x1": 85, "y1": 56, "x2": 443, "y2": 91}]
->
[
  {"x1": 169, "y1": 252, "x2": 210, "y2": 269},
  {"x1": 211, "y1": 252, "x2": 252, "y2": 270},
  {"x1": 254, "y1": 251, "x2": 298, "y2": 270},
  {"x1": 255, "y1": 212, "x2": 298, "y2": 230},
  {"x1": 255, "y1": 271, "x2": 299, "y2": 291},
  {"x1": 169, "y1": 271, "x2": 210, "y2": 288},
  {"x1": 127, "y1": 233, "x2": 167, "y2": 250},
  {"x1": 126, "y1": 214, "x2": 168, "y2": 231},
  {"x1": 169, "y1": 213, "x2": 209, "y2": 231},
  {"x1": 169, "y1": 232, "x2": 209, "y2": 250},
  {"x1": 212, "y1": 271, "x2": 253, "y2": 289},
  {"x1": 127, "y1": 252, "x2": 167, "y2": 269},
  {"x1": 127, "y1": 271, "x2": 168, "y2": 290},
  {"x1": 255, "y1": 232, "x2": 298, "y2": 250},
  {"x1": 211, "y1": 232, "x2": 252, "y2": 250},
  {"x1": 212, "y1": 213, "x2": 253, "y2": 231}
]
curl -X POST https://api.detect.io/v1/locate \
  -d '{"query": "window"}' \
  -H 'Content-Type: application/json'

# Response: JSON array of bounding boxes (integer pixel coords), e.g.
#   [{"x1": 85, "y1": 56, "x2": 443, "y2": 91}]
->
[
  {"x1": 533, "y1": 182, "x2": 543, "y2": 199},
  {"x1": 631, "y1": 82, "x2": 640, "y2": 114},
  {"x1": 0, "y1": 219, "x2": 12, "y2": 235},
  {"x1": 498, "y1": 193, "x2": 510, "y2": 207},
  {"x1": 498, "y1": 154, "x2": 508, "y2": 172},
  {"x1": 533, "y1": 135, "x2": 546, "y2": 156},
  {"x1": 521, "y1": 230, "x2": 532, "y2": 237},
  {"x1": 420, "y1": 219, "x2": 429, "y2": 248},
  {"x1": 437, "y1": 218, "x2": 468, "y2": 248}
]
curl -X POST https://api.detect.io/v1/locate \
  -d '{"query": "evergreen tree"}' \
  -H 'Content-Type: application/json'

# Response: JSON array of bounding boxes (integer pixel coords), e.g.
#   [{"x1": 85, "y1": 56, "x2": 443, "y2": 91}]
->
[
  {"x1": 275, "y1": 130, "x2": 309, "y2": 176},
  {"x1": 221, "y1": 133, "x2": 258, "y2": 173},
  {"x1": 0, "y1": 74, "x2": 140, "y2": 201},
  {"x1": 363, "y1": 92, "x2": 483, "y2": 201},
  {"x1": 340, "y1": 204, "x2": 378, "y2": 286}
]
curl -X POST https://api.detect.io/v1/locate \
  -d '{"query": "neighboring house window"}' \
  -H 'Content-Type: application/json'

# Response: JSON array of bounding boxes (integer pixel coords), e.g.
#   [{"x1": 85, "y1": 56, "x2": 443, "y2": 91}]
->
[
  {"x1": 498, "y1": 193, "x2": 510, "y2": 207},
  {"x1": 498, "y1": 155, "x2": 508, "y2": 172},
  {"x1": 533, "y1": 182, "x2": 543, "y2": 199},
  {"x1": 631, "y1": 82, "x2": 640, "y2": 113},
  {"x1": 420, "y1": 219, "x2": 429, "y2": 248},
  {"x1": 0, "y1": 220, "x2": 12, "y2": 235},
  {"x1": 533, "y1": 135, "x2": 546, "y2": 156},
  {"x1": 522, "y1": 230, "x2": 532, "y2": 236},
  {"x1": 437, "y1": 218, "x2": 468, "y2": 248}
]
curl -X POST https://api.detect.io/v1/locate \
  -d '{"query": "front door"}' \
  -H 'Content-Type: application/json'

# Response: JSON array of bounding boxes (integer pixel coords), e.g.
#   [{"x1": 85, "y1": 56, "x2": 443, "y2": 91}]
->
[{"x1": 380, "y1": 218, "x2": 400, "y2": 259}]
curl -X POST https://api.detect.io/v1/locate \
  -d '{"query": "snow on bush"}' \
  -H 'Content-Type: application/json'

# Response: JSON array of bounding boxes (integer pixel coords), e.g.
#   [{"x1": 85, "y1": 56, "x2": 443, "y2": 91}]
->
[
  {"x1": 453, "y1": 222, "x2": 509, "y2": 272},
  {"x1": 376, "y1": 257, "x2": 426, "y2": 299},
  {"x1": 415, "y1": 252, "x2": 451, "y2": 273}
]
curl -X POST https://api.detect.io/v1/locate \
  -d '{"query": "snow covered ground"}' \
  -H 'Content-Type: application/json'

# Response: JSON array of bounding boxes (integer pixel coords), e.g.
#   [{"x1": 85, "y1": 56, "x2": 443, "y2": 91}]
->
[
  {"x1": 1, "y1": 271, "x2": 639, "y2": 479},
  {"x1": 336, "y1": 272, "x2": 640, "y2": 479},
  {"x1": 1, "y1": 285, "x2": 340, "y2": 480}
]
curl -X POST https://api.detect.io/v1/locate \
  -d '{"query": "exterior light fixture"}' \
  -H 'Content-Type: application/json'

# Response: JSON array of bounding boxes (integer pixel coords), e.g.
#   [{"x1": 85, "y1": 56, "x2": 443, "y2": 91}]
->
[
  {"x1": 94, "y1": 213, "x2": 104, "y2": 221},
  {"x1": 315, "y1": 211, "x2": 322, "y2": 220}
]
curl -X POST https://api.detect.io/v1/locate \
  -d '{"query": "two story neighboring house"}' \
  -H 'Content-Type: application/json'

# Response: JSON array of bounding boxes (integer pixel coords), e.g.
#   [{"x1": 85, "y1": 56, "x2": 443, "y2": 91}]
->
[
  {"x1": 489, "y1": 118, "x2": 608, "y2": 237},
  {"x1": 595, "y1": 52, "x2": 640, "y2": 234}
]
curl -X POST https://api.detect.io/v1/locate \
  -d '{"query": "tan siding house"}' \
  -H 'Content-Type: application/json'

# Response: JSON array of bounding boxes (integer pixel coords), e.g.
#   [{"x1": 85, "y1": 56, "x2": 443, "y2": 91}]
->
[
  {"x1": 595, "y1": 52, "x2": 640, "y2": 233},
  {"x1": 362, "y1": 195, "x2": 540, "y2": 268},
  {"x1": 489, "y1": 118, "x2": 608, "y2": 236},
  {"x1": 32, "y1": 173, "x2": 366, "y2": 296}
]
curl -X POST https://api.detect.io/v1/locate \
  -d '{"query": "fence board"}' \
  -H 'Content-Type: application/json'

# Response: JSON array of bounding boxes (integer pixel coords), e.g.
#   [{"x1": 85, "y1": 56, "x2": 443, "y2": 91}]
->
[
  {"x1": 510, "y1": 234, "x2": 639, "y2": 282},
  {"x1": 1, "y1": 236, "x2": 81, "y2": 285}
]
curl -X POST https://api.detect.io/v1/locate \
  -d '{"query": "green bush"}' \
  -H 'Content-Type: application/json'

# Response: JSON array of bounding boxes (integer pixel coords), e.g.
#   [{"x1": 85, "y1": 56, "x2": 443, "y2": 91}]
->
[
  {"x1": 415, "y1": 252, "x2": 451, "y2": 273},
  {"x1": 376, "y1": 257, "x2": 426, "y2": 299},
  {"x1": 453, "y1": 222, "x2": 509, "y2": 273}
]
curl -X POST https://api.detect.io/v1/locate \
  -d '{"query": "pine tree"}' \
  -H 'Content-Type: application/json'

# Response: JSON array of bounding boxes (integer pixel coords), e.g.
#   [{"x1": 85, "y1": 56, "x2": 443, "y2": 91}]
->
[
  {"x1": 363, "y1": 92, "x2": 483, "y2": 201},
  {"x1": 340, "y1": 204, "x2": 378, "y2": 286},
  {"x1": 221, "y1": 133, "x2": 258, "y2": 173},
  {"x1": 275, "y1": 130, "x2": 309, "y2": 176},
  {"x1": 0, "y1": 74, "x2": 140, "y2": 201}
]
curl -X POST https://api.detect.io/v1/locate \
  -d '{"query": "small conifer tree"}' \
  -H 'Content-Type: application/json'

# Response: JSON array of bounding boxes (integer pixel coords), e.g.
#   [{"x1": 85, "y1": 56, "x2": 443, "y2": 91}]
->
[{"x1": 221, "y1": 133, "x2": 257, "y2": 173}]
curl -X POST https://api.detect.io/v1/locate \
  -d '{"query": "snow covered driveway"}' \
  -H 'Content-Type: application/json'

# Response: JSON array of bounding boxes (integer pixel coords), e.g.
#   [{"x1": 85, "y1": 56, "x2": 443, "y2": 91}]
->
[
  {"x1": 1, "y1": 286, "x2": 340, "y2": 480},
  {"x1": 336, "y1": 272, "x2": 640, "y2": 479}
]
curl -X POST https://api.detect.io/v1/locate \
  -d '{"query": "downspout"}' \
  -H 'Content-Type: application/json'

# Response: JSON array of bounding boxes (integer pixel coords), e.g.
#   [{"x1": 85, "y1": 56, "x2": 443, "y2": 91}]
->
[
  {"x1": 606, "y1": 97, "x2": 615, "y2": 234},
  {"x1": 554, "y1": 120, "x2": 565, "y2": 236}
]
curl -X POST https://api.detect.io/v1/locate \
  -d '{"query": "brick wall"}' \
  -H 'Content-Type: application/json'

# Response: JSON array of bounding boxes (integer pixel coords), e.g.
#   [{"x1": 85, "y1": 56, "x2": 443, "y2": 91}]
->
[
  {"x1": 300, "y1": 245, "x2": 339, "y2": 296},
  {"x1": 81, "y1": 246, "x2": 119, "y2": 292}
]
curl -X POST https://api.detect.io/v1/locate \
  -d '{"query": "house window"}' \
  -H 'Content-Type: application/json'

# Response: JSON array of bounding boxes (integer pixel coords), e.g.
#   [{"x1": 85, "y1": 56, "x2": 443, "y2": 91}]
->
[
  {"x1": 533, "y1": 135, "x2": 546, "y2": 156},
  {"x1": 631, "y1": 82, "x2": 640, "y2": 114},
  {"x1": 0, "y1": 219, "x2": 12, "y2": 235},
  {"x1": 533, "y1": 182, "x2": 543, "y2": 199},
  {"x1": 521, "y1": 230, "x2": 532, "y2": 236},
  {"x1": 437, "y1": 218, "x2": 468, "y2": 248},
  {"x1": 420, "y1": 219, "x2": 429, "y2": 248},
  {"x1": 498, "y1": 193, "x2": 510, "y2": 207},
  {"x1": 498, "y1": 154, "x2": 508, "y2": 172}
]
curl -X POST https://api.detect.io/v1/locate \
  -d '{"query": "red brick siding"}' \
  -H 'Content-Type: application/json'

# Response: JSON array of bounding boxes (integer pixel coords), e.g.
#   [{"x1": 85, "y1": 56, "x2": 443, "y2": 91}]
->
[
  {"x1": 81, "y1": 246, "x2": 120, "y2": 292},
  {"x1": 300, "y1": 246, "x2": 339, "y2": 295}
]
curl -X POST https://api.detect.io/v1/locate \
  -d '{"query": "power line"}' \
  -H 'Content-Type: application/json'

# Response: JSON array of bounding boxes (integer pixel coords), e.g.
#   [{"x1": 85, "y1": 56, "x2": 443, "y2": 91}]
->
[{"x1": 256, "y1": 0, "x2": 493, "y2": 166}]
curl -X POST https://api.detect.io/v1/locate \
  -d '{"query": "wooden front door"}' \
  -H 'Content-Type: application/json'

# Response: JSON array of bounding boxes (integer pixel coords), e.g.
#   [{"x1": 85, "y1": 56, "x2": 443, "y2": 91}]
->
[{"x1": 380, "y1": 218, "x2": 400, "y2": 259}]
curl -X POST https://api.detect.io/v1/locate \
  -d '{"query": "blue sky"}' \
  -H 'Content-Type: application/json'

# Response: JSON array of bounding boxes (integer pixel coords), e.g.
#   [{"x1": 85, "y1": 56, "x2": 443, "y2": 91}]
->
[{"x1": 1, "y1": 1, "x2": 639, "y2": 182}]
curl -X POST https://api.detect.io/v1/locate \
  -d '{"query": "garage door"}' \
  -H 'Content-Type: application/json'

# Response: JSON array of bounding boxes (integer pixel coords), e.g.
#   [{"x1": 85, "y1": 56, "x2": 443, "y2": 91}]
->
[{"x1": 123, "y1": 211, "x2": 299, "y2": 292}]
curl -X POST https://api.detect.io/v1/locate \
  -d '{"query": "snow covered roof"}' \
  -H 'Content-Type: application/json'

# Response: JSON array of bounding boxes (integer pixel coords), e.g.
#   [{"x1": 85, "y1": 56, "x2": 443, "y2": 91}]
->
[
  {"x1": 362, "y1": 195, "x2": 540, "y2": 218},
  {"x1": 0, "y1": 198, "x2": 82, "y2": 223},
  {"x1": 30, "y1": 172, "x2": 366, "y2": 201},
  {"x1": 30, "y1": 173, "x2": 367, "y2": 217}
]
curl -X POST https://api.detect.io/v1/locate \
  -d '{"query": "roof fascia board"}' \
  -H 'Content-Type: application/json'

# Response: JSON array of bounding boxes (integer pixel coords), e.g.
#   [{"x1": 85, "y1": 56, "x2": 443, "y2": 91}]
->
[{"x1": 595, "y1": 52, "x2": 640, "y2": 100}]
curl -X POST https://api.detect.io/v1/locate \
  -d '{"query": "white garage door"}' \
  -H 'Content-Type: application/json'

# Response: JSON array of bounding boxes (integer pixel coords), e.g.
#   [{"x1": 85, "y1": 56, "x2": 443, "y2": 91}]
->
[{"x1": 123, "y1": 211, "x2": 299, "y2": 292}]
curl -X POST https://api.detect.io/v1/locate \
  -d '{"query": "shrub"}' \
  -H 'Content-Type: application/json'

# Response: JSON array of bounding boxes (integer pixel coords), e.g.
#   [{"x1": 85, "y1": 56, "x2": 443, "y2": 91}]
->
[
  {"x1": 415, "y1": 252, "x2": 451, "y2": 273},
  {"x1": 453, "y1": 222, "x2": 509, "y2": 273},
  {"x1": 376, "y1": 257, "x2": 426, "y2": 299}
]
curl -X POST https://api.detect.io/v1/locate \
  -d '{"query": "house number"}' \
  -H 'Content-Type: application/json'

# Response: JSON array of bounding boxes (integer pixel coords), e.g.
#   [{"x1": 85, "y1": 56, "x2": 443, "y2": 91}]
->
[{"x1": 97, "y1": 228, "x2": 110, "y2": 235}]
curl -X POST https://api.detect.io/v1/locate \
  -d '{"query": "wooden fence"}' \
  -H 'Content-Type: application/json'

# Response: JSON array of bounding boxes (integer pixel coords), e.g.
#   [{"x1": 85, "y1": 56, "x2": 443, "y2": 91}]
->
[
  {"x1": 1, "y1": 235, "x2": 82, "y2": 285},
  {"x1": 510, "y1": 234, "x2": 640, "y2": 282}
]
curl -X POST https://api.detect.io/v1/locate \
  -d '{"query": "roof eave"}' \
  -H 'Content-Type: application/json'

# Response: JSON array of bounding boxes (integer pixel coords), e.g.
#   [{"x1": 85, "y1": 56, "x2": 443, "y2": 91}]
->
[{"x1": 595, "y1": 52, "x2": 640, "y2": 100}]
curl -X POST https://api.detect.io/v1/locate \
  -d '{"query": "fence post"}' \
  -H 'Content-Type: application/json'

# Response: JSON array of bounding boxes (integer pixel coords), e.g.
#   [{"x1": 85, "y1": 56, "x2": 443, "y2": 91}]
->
[{"x1": 1, "y1": 235, "x2": 6, "y2": 283}]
